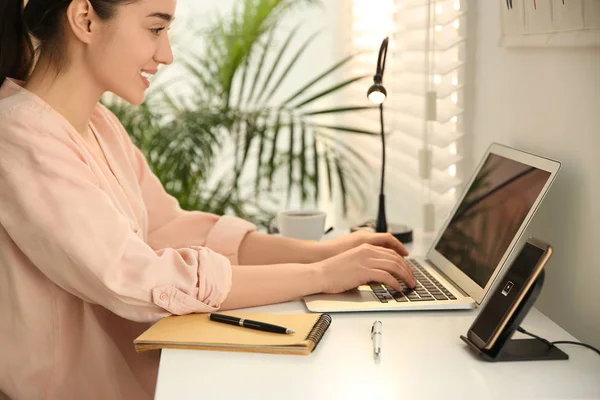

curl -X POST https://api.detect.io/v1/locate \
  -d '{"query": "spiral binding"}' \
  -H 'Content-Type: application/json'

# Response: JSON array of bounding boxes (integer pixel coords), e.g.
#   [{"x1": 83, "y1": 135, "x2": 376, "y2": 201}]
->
[{"x1": 305, "y1": 313, "x2": 332, "y2": 351}]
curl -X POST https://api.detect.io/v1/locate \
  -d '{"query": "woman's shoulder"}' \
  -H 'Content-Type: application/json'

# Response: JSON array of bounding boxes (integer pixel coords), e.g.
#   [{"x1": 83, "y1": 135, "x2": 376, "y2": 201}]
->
[
  {"x1": 0, "y1": 93, "x2": 50, "y2": 123},
  {"x1": 0, "y1": 97, "x2": 56, "y2": 147},
  {"x1": 0, "y1": 92, "x2": 81, "y2": 160},
  {"x1": 0, "y1": 79, "x2": 51, "y2": 120},
  {"x1": 0, "y1": 83, "x2": 61, "y2": 142}
]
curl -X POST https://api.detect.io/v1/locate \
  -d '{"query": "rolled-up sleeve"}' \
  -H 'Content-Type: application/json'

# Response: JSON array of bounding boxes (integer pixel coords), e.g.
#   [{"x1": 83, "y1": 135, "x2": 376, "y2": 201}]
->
[
  {"x1": 203, "y1": 215, "x2": 256, "y2": 265},
  {"x1": 0, "y1": 111, "x2": 232, "y2": 322},
  {"x1": 152, "y1": 247, "x2": 232, "y2": 314}
]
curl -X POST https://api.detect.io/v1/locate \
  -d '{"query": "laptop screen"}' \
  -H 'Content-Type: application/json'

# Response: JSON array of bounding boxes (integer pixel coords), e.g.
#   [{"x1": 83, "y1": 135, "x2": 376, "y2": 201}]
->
[{"x1": 434, "y1": 153, "x2": 551, "y2": 289}]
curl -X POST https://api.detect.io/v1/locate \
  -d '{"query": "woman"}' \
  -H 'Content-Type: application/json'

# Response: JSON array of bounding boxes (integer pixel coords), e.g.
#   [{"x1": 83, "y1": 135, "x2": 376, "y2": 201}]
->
[{"x1": 0, "y1": 0, "x2": 415, "y2": 398}]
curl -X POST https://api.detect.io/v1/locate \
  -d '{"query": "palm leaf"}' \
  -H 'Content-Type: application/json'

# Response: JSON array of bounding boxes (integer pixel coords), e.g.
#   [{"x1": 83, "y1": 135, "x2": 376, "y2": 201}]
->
[
  {"x1": 315, "y1": 131, "x2": 371, "y2": 172},
  {"x1": 334, "y1": 157, "x2": 349, "y2": 216},
  {"x1": 303, "y1": 105, "x2": 377, "y2": 116},
  {"x1": 312, "y1": 132, "x2": 320, "y2": 202},
  {"x1": 286, "y1": 112, "x2": 295, "y2": 203},
  {"x1": 267, "y1": 113, "x2": 282, "y2": 190},
  {"x1": 254, "y1": 119, "x2": 267, "y2": 196},
  {"x1": 292, "y1": 75, "x2": 370, "y2": 108},
  {"x1": 236, "y1": 58, "x2": 251, "y2": 108},
  {"x1": 246, "y1": 26, "x2": 277, "y2": 104},
  {"x1": 299, "y1": 122, "x2": 308, "y2": 202},
  {"x1": 255, "y1": 24, "x2": 302, "y2": 105},
  {"x1": 335, "y1": 157, "x2": 369, "y2": 209},
  {"x1": 308, "y1": 123, "x2": 379, "y2": 136},
  {"x1": 281, "y1": 52, "x2": 363, "y2": 106},
  {"x1": 324, "y1": 146, "x2": 334, "y2": 202},
  {"x1": 262, "y1": 30, "x2": 322, "y2": 105}
]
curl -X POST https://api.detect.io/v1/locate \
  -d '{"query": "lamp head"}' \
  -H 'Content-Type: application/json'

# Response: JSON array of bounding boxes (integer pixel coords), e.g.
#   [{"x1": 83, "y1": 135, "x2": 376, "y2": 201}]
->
[
  {"x1": 367, "y1": 37, "x2": 389, "y2": 105},
  {"x1": 368, "y1": 83, "x2": 387, "y2": 105}
]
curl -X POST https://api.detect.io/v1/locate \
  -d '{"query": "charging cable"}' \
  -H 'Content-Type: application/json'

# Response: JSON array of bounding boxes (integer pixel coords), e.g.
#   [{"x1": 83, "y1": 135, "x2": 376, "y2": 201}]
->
[{"x1": 517, "y1": 326, "x2": 600, "y2": 357}]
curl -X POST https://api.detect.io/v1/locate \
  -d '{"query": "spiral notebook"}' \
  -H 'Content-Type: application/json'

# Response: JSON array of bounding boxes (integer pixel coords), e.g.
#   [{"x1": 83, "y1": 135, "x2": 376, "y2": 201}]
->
[{"x1": 134, "y1": 312, "x2": 332, "y2": 356}]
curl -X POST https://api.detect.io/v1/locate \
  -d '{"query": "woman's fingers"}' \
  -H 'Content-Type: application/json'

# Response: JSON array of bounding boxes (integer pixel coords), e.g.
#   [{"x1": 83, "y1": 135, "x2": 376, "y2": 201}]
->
[
  {"x1": 372, "y1": 233, "x2": 409, "y2": 256},
  {"x1": 361, "y1": 245, "x2": 415, "y2": 286},
  {"x1": 365, "y1": 258, "x2": 416, "y2": 288},
  {"x1": 365, "y1": 269, "x2": 401, "y2": 292},
  {"x1": 372, "y1": 246, "x2": 413, "y2": 271}
]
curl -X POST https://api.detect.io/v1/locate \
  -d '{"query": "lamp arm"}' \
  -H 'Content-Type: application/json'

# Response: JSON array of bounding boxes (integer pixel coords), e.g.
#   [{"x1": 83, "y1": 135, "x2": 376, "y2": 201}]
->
[
  {"x1": 376, "y1": 36, "x2": 389, "y2": 197},
  {"x1": 379, "y1": 103, "x2": 385, "y2": 197},
  {"x1": 375, "y1": 37, "x2": 389, "y2": 82},
  {"x1": 375, "y1": 36, "x2": 389, "y2": 234},
  {"x1": 375, "y1": 102, "x2": 388, "y2": 233}
]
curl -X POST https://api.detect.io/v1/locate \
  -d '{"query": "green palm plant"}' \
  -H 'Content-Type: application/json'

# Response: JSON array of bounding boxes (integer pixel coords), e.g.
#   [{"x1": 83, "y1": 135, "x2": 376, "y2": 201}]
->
[{"x1": 106, "y1": 0, "x2": 380, "y2": 227}]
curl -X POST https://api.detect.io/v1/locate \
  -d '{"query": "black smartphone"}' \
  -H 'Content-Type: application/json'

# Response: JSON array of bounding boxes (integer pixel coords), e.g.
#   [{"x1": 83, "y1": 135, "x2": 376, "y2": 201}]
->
[{"x1": 467, "y1": 238, "x2": 553, "y2": 350}]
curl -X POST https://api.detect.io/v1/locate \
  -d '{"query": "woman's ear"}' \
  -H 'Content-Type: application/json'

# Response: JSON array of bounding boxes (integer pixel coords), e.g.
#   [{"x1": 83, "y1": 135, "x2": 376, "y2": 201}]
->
[{"x1": 66, "y1": 0, "x2": 100, "y2": 45}]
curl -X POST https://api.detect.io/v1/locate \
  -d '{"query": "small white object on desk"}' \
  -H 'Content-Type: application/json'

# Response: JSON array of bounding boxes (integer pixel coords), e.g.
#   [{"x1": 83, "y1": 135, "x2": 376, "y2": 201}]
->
[{"x1": 371, "y1": 320, "x2": 382, "y2": 359}]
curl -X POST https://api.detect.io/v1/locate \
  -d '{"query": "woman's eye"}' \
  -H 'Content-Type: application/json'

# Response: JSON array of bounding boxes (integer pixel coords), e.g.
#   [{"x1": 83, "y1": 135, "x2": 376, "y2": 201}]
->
[{"x1": 150, "y1": 27, "x2": 165, "y2": 36}]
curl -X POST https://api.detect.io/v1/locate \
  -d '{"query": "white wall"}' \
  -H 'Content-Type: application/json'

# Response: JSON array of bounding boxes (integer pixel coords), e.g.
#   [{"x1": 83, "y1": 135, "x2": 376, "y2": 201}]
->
[{"x1": 470, "y1": 2, "x2": 600, "y2": 347}]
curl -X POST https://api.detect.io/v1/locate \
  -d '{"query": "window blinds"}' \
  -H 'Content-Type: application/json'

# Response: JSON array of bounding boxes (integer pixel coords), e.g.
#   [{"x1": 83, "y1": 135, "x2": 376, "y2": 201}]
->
[{"x1": 341, "y1": 0, "x2": 467, "y2": 231}]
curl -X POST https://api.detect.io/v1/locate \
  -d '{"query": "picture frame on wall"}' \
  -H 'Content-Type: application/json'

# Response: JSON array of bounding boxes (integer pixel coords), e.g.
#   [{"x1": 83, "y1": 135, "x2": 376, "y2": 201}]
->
[{"x1": 500, "y1": 0, "x2": 600, "y2": 47}]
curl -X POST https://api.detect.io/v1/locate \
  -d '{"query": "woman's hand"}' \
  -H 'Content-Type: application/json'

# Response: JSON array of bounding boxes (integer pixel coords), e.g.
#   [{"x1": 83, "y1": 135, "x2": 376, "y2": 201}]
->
[
  {"x1": 319, "y1": 230, "x2": 409, "y2": 260},
  {"x1": 314, "y1": 243, "x2": 416, "y2": 294}
]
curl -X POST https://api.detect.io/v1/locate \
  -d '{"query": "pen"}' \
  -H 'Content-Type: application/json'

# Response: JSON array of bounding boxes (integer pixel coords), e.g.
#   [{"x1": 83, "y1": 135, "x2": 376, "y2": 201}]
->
[
  {"x1": 209, "y1": 313, "x2": 295, "y2": 335},
  {"x1": 371, "y1": 320, "x2": 382, "y2": 358}
]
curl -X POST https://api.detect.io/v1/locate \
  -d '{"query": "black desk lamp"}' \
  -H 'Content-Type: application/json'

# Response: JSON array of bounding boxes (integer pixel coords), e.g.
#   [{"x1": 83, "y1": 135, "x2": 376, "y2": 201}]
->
[{"x1": 351, "y1": 37, "x2": 413, "y2": 243}]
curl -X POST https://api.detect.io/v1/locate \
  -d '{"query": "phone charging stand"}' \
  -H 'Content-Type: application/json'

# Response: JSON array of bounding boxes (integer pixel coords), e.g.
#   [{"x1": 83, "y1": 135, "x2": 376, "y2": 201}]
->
[{"x1": 460, "y1": 271, "x2": 569, "y2": 362}]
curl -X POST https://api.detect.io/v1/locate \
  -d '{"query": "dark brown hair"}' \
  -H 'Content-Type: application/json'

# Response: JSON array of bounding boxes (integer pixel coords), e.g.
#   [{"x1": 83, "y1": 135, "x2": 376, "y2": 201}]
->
[{"x1": 0, "y1": 0, "x2": 137, "y2": 86}]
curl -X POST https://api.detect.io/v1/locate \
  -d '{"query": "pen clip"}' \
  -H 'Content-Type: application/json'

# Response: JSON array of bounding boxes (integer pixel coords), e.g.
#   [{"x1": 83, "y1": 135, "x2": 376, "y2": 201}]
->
[{"x1": 371, "y1": 320, "x2": 382, "y2": 338}]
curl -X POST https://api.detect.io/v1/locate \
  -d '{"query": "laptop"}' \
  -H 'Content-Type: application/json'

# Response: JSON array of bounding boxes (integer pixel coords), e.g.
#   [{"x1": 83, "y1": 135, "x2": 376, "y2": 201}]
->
[{"x1": 303, "y1": 143, "x2": 561, "y2": 312}]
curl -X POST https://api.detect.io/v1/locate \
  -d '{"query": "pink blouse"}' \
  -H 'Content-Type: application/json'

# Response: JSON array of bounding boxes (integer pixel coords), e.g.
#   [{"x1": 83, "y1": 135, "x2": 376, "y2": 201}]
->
[{"x1": 0, "y1": 79, "x2": 256, "y2": 399}]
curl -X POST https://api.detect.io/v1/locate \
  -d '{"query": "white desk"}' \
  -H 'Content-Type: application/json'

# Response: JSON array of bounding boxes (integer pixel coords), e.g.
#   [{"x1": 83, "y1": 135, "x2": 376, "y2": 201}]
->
[
  {"x1": 156, "y1": 306, "x2": 600, "y2": 400},
  {"x1": 155, "y1": 235, "x2": 600, "y2": 400}
]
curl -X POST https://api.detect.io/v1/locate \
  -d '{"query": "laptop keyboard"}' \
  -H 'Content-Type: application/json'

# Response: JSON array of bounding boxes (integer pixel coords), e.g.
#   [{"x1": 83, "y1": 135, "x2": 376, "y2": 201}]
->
[{"x1": 369, "y1": 259, "x2": 457, "y2": 303}]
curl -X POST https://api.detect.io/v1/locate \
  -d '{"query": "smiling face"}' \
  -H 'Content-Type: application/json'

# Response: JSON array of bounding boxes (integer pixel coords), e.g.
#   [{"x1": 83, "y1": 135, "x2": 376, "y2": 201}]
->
[{"x1": 87, "y1": 0, "x2": 176, "y2": 104}]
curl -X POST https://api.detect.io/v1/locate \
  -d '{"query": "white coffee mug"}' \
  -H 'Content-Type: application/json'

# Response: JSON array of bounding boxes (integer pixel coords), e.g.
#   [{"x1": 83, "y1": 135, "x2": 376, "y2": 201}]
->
[{"x1": 277, "y1": 210, "x2": 326, "y2": 241}]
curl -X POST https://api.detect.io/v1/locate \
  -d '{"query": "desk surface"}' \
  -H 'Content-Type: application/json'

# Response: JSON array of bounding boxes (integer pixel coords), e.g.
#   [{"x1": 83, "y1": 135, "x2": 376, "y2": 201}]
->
[
  {"x1": 155, "y1": 300, "x2": 600, "y2": 400},
  {"x1": 154, "y1": 233, "x2": 600, "y2": 399}
]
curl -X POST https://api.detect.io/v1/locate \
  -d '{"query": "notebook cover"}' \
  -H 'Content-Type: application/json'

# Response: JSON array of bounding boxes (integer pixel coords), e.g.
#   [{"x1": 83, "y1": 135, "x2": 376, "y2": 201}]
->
[{"x1": 134, "y1": 312, "x2": 331, "y2": 356}]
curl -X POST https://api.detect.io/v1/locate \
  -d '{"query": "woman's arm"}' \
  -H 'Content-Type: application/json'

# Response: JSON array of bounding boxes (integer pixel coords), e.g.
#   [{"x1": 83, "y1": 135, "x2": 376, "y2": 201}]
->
[
  {"x1": 237, "y1": 230, "x2": 411, "y2": 265},
  {"x1": 220, "y1": 263, "x2": 321, "y2": 310},
  {"x1": 237, "y1": 232, "x2": 327, "y2": 265},
  {"x1": 221, "y1": 243, "x2": 416, "y2": 310}
]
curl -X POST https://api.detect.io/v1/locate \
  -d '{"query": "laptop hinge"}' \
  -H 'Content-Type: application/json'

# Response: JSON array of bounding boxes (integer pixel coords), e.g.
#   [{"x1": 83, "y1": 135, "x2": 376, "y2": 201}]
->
[{"x1": 424, "y1": 259, "x2": 471, "y2": 298}]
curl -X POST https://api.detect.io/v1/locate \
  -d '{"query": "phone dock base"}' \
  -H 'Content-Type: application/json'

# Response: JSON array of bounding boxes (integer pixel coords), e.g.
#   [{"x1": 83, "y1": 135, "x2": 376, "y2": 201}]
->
[
  {"x1": 460, "y1": 336, "x2": 568, "y2": 362},
  {"x1": 460, "y1": 271, "x2": 569, "y2": 362}
]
